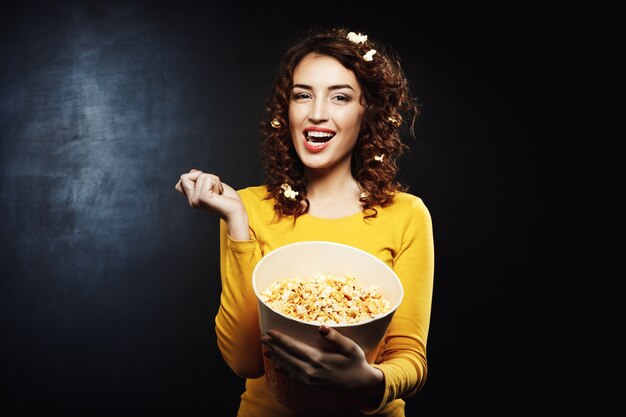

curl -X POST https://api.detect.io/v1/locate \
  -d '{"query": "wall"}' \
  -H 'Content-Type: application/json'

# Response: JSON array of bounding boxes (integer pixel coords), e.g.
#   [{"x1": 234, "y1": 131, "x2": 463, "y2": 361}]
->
[{"x1": 1, "y1": 1, "x2": 612, "y2": 415}]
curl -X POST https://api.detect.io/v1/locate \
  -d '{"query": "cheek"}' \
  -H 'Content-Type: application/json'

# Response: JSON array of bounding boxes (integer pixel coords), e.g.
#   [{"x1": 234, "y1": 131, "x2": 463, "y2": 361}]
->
[
  {"x1": 288, "y1": 104, "x2": 305, "y2": 125},
  {"x1": 288, "y1": 108, "x2": 298, "y2": 144},
  {"x1": 343, "y1": 113, "x2": 364, "y2": 141},
  {"x1": 290, "y1": 128, "x2": 299, "y2": 147}
]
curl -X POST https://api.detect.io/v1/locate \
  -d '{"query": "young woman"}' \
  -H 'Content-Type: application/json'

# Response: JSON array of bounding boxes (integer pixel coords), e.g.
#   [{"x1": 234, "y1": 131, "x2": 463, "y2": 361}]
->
[{"x1": 175, "y1": 27, "x2": 434, "y2": 417}]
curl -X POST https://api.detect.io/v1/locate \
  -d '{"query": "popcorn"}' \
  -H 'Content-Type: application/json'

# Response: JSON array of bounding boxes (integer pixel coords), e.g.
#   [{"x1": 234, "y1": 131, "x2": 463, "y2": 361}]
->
[
  {"x1": 362, "y1": 49, "x2": 377, "y2": 62},
  {"x1": 387, "y1": 116, "x2": 401, "y2": 127},
  {"x1": 280, "y1": 183, "x2": 299, "y2": 200},
  {"x1": 346, "y1": 32, "x2": 368, "y2": 44},
  {"x1": 260, "y1": 273, "x2": 391, "y2": 325}
]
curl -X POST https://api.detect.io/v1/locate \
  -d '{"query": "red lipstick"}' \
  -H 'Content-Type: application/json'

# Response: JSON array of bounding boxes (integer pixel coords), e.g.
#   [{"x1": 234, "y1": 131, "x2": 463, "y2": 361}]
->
[{"x1": 302, "y1": 127, "x2": 335, "y2": 153}]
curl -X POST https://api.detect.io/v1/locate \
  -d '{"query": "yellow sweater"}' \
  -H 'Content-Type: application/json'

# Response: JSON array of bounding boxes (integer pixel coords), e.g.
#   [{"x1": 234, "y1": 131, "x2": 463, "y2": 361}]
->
[{"x1": 216, "y1": 185, "x2": 435, "y2": 417}]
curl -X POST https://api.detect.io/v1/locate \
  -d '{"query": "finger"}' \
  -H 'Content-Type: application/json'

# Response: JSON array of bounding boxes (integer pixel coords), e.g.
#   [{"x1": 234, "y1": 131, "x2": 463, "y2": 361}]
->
[
  {"x1": 183, "y1": 169, "x2": 203, "y2": 181},
  {"x1": 206, "y1": 173, "x2": 223, "y2": 195},
  {"x1": 193, "y1": 174, "x2": 209, "y2": 206},
  {"x1": 174, "y1": 180, "x2": 184, "y2": 194},
  {"x1": 265, "y1": 330, "x2": 319, "y2": 363},
  {"x1": 206, "y1": 176, "x2": 225, "y2": 202},
  {"x1": 318, "y1": 325, "x2": 361, "y2": 357},
  {"x1": 179, "y1": 174, "x2": 197, "y2": 202},
  {"x1": 196, "y1": 174, "x2": 224, "y2": 205},
  {"x1": 264, "y1": 341, "x2": 320, "y2": 384},
  {"x1": 179, "y1": 170, "x2": 203, "y2": 188}
]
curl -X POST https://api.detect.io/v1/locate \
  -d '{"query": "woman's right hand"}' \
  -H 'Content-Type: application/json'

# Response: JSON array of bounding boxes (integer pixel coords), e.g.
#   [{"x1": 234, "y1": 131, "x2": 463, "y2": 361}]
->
[{"x1": 175, "y1": 169, "x2": 250, "y2": 240}]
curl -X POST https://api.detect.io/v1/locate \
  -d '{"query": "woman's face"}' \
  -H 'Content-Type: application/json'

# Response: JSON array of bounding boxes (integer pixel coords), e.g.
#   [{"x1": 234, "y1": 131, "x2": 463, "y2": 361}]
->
[{"x1": 288, "y1": 53, "x2": 365, "y2": 173}]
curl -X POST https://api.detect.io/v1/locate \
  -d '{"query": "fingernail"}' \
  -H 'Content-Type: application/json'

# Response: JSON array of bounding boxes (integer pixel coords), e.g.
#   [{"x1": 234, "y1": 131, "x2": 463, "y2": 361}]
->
[{"x1": 319, "y1": 325, "x2": 330, "y2": 336}]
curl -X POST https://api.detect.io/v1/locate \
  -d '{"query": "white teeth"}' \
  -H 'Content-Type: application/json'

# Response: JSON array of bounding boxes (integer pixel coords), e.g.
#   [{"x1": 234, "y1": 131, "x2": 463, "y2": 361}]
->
[
  {"x1": 307, "y1": 131, "x2": 333, "y2": 138},
  {"x1": 305, "y1": 130, "x2": 334, "y2": 143}
]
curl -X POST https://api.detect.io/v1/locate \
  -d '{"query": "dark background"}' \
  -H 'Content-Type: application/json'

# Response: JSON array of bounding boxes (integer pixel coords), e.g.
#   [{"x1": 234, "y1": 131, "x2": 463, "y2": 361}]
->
[{"x1": 1, "y1": 1, "x2": 614, "y2": 416}]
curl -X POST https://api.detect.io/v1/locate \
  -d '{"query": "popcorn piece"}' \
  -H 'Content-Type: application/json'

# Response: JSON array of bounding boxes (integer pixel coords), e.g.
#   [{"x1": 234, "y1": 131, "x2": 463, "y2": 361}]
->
[
  {"x1": 387, "y1": 116, "x2": 401, "y2": 127},
  {"x1": 363, "y1": 49, "x2": 377, "y2": 61},
  {"x1": 346, "y1": 32, "x2": 368, "y2": 44},
  {"x1": 280, "y1": 183, "x2": 299, "y2": 200}
]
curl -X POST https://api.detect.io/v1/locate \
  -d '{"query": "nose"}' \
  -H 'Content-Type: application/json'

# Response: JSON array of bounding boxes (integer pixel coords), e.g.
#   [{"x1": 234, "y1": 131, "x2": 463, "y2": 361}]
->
[{"x1": 308, "y1": 98, "x2": 329, "y2": 123}]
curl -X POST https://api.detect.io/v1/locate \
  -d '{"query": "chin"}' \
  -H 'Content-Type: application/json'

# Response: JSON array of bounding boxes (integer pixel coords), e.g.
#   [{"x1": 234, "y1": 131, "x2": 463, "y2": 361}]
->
[{"x1": 300, "y1": 158, "x2": 333, "y2": 171}]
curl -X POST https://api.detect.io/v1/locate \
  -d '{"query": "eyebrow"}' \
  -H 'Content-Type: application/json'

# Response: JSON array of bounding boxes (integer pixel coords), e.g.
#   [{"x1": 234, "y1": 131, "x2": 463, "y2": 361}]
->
[{"x1": 292, "y1": 83, "x2": 356, "y2": 92}]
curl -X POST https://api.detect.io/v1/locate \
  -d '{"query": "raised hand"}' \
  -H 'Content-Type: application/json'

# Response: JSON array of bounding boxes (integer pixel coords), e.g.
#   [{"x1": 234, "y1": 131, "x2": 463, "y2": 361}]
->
[{"x1": 175, "y1": 169, "x2": 249, "y2": 240}]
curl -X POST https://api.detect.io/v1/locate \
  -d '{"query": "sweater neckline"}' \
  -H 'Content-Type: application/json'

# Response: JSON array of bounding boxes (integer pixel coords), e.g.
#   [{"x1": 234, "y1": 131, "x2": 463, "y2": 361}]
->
[{"x1": 303, "y1": 210, "x2": 364, "y2": 222}]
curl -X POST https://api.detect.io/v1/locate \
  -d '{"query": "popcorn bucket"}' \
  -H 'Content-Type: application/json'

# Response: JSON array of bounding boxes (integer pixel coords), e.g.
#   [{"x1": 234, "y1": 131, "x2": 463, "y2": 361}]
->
[{"x1": 252, "y1": 241, "x2": 403, "y2": 414}]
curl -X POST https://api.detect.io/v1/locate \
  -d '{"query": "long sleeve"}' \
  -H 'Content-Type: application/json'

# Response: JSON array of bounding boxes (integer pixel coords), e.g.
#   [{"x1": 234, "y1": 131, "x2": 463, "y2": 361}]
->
[
  {"x1": 365, "y1": 197, "x2": 435, "y2": 413},
  {"x1": 214, "y1": 218, "x2": 265, "y2": 378},
  {"x1": 211, "y1": 186, "x2": 436, "y2": 417}
]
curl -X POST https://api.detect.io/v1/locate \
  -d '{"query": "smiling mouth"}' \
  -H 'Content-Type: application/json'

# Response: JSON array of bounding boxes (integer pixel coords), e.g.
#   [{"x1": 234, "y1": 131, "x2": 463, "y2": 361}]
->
[{"x1": 305, "y1": 130, "x2": 335, "y2": 145}]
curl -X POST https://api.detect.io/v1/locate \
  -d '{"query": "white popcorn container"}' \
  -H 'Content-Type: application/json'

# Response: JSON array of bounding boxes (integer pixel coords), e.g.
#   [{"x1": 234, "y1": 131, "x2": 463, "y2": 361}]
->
[{"x1": 252, "y1": 241, "x2": 404, "y2": 414}]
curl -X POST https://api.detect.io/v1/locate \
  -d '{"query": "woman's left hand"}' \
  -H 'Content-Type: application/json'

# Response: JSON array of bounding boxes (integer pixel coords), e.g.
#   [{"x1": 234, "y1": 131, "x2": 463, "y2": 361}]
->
[{"x1": 259, "y1": 325, "x2": 383, "y2": 390}]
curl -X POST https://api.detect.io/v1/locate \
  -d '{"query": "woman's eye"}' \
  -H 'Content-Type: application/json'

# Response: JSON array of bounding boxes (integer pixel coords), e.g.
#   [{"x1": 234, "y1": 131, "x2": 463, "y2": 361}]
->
[
  {"x1": 293, "y1": 92, "x2": 310, "y2": 100},
  {"x1": 333, "y1": 95, "x2": 349, "y2": 102}
]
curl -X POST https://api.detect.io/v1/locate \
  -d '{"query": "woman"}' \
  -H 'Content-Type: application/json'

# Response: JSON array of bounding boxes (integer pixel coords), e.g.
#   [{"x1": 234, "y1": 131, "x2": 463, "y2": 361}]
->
[{"x1": 175, "y1": 27, "x2": 434, "y2": 417}]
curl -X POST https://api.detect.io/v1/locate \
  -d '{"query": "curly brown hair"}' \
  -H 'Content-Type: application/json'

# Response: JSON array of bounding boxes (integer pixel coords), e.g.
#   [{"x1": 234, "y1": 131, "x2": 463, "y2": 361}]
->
[{"x1": 259, "y1": 27, "x2": 420, "y2": 221}]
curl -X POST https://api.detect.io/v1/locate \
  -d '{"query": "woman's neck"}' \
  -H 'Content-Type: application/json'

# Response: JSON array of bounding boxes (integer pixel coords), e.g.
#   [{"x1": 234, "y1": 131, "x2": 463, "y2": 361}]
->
[
  {"x1": 304, "y1": 166, "x2": 363, "y2": 218},
  {"x1": 305, "y1": 166, "x2": 360, "y2": 199}
]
